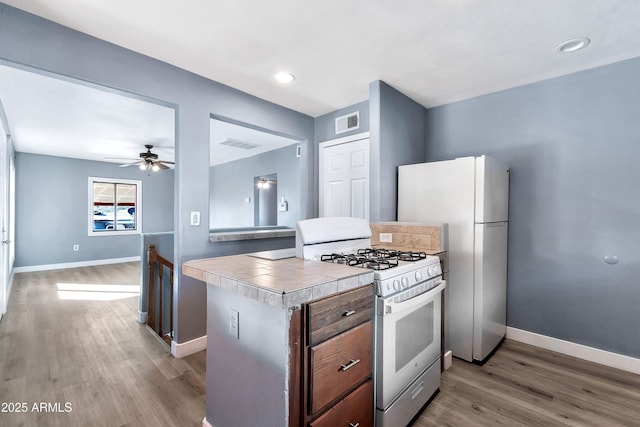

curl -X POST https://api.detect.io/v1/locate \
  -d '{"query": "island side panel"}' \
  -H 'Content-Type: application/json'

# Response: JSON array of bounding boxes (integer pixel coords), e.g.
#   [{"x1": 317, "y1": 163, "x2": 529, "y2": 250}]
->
[{"x1": 206, "y1": 284, "x2": 289, "y2": 427}]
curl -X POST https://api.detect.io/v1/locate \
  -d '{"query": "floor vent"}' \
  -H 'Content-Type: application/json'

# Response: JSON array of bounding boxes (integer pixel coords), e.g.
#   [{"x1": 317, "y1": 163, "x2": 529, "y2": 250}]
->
[{"x1": 335, "y1": 111, "x2": 360, "y2": 134}]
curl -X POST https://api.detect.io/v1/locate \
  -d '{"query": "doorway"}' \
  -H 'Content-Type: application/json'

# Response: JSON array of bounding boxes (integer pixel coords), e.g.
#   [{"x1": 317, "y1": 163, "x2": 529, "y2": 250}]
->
[
  {"x1": 0, "y1": 111, "x2": 15, "y2": 321},
  {"x1": 0, "y1": 62, "x2": 176, "y2": 333},
  {"x1": 254, "y1": 174, "x2": 278, "y2": 226}
]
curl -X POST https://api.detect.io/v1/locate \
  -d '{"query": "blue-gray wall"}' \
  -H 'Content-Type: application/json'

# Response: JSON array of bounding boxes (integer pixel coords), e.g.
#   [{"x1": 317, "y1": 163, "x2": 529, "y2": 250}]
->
[
  {"x1": 370, "y1": 80, "x2": 427, "y2": 222},
  {"x1": 425, "y1": 57, "x2": 640, "y2": 358},
  {"x1": 209, "y1": 145, "x2": 300, "y2": 229},
  {"x1": 0, "y1": 3, "x2": 314, "y2": 343},
  {"x1": 15, "y1": 153, "x2": 174, "y2": 267},
  {"x1": 314, "y1": 100, "x2": 370, "y2": 142}
]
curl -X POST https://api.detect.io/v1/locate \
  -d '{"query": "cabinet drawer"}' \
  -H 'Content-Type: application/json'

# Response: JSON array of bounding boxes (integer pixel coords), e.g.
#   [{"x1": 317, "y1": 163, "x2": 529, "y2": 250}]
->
[
  {"x1": 308, "y1": 285, "x2": 373, "y2": 346},
  {"x1": 309, "y1": 380, "x2": 373, "y2": 427},
  {"x1": 309, "y1": 321, "x2": 372, "y2": 414}
]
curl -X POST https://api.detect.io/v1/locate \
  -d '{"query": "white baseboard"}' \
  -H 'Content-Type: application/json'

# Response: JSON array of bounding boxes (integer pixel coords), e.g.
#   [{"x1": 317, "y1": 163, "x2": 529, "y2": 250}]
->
[
  {"x1": 202, "y1": 417, "x2": 213, "y2": 427},
  {"x1": 506, "y1": 327, "x2": 640, "y2": 375},
  {"x1": 13, "y1": 256, "x2": 141, "y2": 273},
  {"x1": 171, "y1": 335, "x2": 207, "y2": 358},
  {"x1": 138, "y1": 311, "x2": 147, "y2": 324}
]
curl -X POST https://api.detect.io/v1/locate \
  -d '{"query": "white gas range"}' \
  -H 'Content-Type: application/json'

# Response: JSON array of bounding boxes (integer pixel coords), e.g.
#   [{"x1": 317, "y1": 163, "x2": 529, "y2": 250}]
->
[{"x1": 296, "y1": 217, "x2": 445, "y2": 427}]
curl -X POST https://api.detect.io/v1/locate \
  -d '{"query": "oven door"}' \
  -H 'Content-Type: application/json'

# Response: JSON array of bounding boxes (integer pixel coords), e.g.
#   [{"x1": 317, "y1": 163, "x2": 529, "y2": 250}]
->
[{"x1": 376, "y1": 281, "x2": 444, "y2": 409}]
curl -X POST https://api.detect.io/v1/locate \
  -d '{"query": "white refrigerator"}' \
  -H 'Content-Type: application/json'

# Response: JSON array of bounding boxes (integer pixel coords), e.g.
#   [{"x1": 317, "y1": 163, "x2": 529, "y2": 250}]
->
[{"x1": 398, "y1": 155, "x2": 509, "y2": 362}]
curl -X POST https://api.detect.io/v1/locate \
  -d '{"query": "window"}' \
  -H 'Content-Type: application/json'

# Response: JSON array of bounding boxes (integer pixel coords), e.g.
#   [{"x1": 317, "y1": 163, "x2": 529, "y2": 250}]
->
[{"x1": 88, "y1": 177, "x2": 142, "y2": 236}]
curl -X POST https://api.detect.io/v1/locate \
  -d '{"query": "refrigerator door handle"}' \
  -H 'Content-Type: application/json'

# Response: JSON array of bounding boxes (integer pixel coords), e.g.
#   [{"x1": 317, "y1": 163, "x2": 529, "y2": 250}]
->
[{"x1": 477, "y1": 221, "x2": 508, "y2": 227}]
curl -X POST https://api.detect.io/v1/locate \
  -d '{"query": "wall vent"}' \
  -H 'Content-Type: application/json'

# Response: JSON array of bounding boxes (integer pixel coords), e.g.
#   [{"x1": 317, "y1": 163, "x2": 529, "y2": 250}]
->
[
  {"x1": 335, "y1": 111, "x2": 359, "y2": 135},
  {"x1": 218, "y1": 138, "x2": 260, "y2": 150}
]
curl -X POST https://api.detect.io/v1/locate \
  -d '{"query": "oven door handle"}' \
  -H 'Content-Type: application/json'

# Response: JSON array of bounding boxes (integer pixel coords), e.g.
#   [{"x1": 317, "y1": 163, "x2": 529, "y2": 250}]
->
[{"x1": 384, "y1": 282, "x2": 445, "y2": 315}]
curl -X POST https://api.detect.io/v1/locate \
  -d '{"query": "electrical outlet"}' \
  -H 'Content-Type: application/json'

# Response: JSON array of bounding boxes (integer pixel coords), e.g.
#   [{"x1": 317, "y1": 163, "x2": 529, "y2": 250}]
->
[
  {"x1": 379, "y1": 233, "x2": 393, "y2": 243},
  {"x1": 73, "y1": 244, "x2": 79, "y2": 251},
  {"x1": 229, "y1": 309, "x2": 239, "y2": 339}
]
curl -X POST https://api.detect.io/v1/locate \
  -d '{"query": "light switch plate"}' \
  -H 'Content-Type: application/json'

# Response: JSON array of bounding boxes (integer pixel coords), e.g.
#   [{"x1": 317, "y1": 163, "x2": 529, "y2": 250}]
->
[
  {"x1": 379, "y1": 233, "x2": 393, "y2": 243},
  {"x1": 229, "y1": 309, "x2": 239, "y2": 339},
  {"x1": 190, "y1": 211, "x2": 200, "y2": 226}
]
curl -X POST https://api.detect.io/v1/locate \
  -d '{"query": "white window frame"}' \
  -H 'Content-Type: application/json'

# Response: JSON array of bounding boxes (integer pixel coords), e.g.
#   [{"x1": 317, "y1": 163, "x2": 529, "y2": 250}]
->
[{"x1": 88, "y1": 177, "x2": 142, "y2": 236}]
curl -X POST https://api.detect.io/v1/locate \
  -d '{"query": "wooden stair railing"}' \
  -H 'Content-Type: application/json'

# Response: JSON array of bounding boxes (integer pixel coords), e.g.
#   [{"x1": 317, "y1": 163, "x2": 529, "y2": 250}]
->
[{"x1": 147, "y1": 244, "x2": 174, "y2": 345}]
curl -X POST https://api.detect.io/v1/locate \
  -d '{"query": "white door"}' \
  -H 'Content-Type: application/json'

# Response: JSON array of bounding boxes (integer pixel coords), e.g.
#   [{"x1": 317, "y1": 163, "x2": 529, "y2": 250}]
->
[
  {"x1": 0, "y1": 125, "x2": 8, "y2": 320},
  {"x1": 319, "y1": 136, "x2": 369, "y2": 220}
]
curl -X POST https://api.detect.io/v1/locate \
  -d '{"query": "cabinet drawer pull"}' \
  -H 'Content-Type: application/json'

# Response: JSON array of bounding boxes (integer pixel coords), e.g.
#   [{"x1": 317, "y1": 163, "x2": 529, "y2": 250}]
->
[
  {"x1": 343, "y1": 309, "x2": 356, "y2": 317},
  {"x1": 349, "y1": 423, "x2": 360, "y2": 427},
  {"x1": 340, "y1": 358, "x2": 360, "y2": 371}
]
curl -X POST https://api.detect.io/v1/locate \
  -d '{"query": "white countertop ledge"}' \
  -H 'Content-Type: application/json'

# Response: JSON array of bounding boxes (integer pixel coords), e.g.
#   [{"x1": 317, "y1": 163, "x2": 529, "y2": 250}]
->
[{"x1": 209, "y1": 228, "x2": 296, "y2": 242}]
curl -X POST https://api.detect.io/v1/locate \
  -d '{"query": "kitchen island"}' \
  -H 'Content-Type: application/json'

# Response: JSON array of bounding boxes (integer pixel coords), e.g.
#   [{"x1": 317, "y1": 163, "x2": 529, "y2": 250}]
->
[{"x1": 183, "y1": 250, "x2": 375, "y2": 427}]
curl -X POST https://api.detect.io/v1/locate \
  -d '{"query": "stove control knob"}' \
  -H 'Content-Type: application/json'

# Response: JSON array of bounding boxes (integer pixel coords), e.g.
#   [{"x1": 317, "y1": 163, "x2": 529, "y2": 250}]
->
[
  {"x1": 427, "y1": 266, "x2": 435, "y2": 276},
  {"x1": 415, "y1": 271, "x2": 424, "y2": 282},
  {"x1": 401, "y1": 276, "x2": 409, "y2": 289},
  {"x1": 393, "y1": 280, "x2": 400, "y2": 291}
]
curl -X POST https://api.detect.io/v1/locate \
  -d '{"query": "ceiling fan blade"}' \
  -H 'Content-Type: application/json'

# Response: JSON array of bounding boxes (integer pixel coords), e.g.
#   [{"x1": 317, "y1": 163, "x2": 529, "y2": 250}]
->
[
  {"x1": 105, "y1": 145, "x2": 174, "y2": 170},
  {"x1": 153, "y1": 161, "x2": 171, "y2": 170},
  {"x1": 119, "y1": 161, "x2": 143, "y2": 168}
]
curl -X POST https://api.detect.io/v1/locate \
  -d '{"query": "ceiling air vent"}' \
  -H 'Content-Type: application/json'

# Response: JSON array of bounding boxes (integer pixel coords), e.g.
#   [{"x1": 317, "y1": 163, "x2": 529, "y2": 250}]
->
[
  {"x1": 335, "y1": 111, "x2": 359, "y2": 135},
  {"x1": 218, "y1": 138, "x2": 260, "y2": 150}
]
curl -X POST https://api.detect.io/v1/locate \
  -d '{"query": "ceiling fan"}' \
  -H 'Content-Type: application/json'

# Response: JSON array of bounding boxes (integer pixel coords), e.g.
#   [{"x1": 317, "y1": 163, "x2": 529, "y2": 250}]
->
[{"x1": 111, "y1": 145, "x2": 174, "y2": 171}]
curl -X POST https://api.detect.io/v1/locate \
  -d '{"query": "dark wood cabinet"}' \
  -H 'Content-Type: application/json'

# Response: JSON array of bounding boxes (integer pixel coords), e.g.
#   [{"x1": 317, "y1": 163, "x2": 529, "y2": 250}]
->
[
  {"x1": 309, "y1": 380, "x2": 373, "y2": 427},
  {"x1": 307, "y1": 285, "x2": 374, "y2": 345},
  {"x1": 309, "y1": 321, "x2": 372, "y2": 414},
  {"x1": 295, "y1": 284, "x2": 374, "y2": 427}
]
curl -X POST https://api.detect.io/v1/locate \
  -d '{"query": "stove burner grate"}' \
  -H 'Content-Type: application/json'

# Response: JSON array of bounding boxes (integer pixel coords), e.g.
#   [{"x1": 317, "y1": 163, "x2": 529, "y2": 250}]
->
[
  {"x1": 357, "y1": 248, "x2": 427, "y2": 262},
  {"x1": 396, "y1": 251, "x2": 427, "y2": 262},
  {"x1": 320, "y1": 253, "x2": 399, "y2": 270}
]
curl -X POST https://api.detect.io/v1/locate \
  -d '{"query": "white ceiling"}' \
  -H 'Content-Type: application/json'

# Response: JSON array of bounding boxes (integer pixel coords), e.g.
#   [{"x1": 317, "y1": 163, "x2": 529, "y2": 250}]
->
[
  {"x1": 0, "y1": 64, "x2": 176, "y2": 165},
  {"x1": 210, "y1": 119, "x2": 300, "y2": 166},
  {"x1": 4, "y1": 0, "x2": 640, "y2": 117},
  {"x1": 2, "y1": 1, "x2": 640, "y2": 165},
  {"x1": 0, "y1": 64, "x2": 300, "y2": 166}
]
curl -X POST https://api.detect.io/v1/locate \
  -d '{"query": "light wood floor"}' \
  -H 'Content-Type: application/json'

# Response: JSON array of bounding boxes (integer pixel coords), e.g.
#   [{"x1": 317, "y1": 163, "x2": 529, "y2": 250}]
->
[
  {"x1": 415, "y1": 340, "x2": 640, "y2": 426},
  {"x1": 0, "y1": 263, "x2": 205, "y2": 427},
  {"x1": 2, "y1": 264, "x2": 639, "y2": 426}
]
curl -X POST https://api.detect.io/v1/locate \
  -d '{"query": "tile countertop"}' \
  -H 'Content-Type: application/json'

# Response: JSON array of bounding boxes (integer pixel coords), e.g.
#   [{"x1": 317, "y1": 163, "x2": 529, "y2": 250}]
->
[{"x1": 182, "y1": 252, "x2": 374, "y2": 309}]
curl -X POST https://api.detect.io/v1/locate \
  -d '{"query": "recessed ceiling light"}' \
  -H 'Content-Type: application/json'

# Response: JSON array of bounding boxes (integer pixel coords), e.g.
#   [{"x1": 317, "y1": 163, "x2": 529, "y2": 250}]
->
[
  {"x1": 274, "y1": 72, "x2": 295, "y2": 84},
  {"x1": 555, "y1": 37, "x2": 590, "y2": 53}
]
